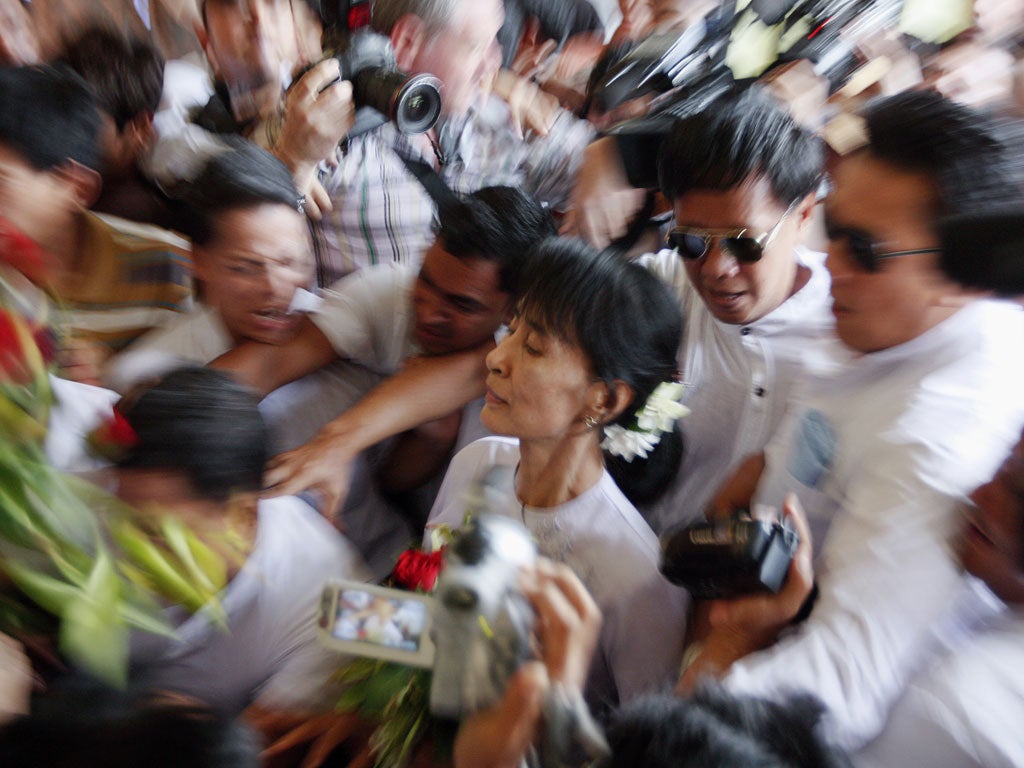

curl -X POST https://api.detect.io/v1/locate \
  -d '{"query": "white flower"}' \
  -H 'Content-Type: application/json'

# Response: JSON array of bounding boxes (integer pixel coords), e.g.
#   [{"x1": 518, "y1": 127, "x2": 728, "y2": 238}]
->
[
  {"x1": 635, "y1": 381, "x2": 690, "y2": 433},
  {"x1": 601, "y1": 424, "x2": 660, "y2": 462}
]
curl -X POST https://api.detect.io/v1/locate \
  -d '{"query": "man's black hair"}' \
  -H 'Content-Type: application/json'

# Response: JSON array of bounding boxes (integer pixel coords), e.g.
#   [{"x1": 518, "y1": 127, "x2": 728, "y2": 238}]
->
[
  {"x1": 59, "y1": 28, "x2": 164, "y2": 131},
  {"x1": 604, "y1": 685, "x2": 852, "y2": 768},
  {"x1": 182, "y1": 138, "x2": 304, "y2": 246},
  {"x1": 862, "y1": 90, "x2": 1021, "y2": 221},
  {"x1": 0, "y1": 65, "x2": 101, "y2": 172},
  {"x1": 0, "y1": 675, "x2": 260, "y2": 768},
  {"x1": 116, "y1": 367, "x2": 268, "y2": 503},
  {"x1": 658, "y1": 85, "x2": 822, "y2": 207},
  {"x1": 517, "y1": 238, "x2": 684, "y2": 504},
  {"x1": 938, "y1": 209, "x2": 1024, "y2": 296},
  {"x1": 435, "y1": 186, "x2": 556, "y2": 296},
  {"x1": 860, "y1": 91, "x2": 1024, "y2": 288}
]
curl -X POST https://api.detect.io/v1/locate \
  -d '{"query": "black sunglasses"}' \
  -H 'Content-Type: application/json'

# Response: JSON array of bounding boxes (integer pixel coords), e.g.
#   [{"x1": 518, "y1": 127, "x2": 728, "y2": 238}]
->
[
  {"x1": 666, "y1": 204, "x2": 795, "y2": 264},
  {"x1": 824, "y1": 216, "x2": 940, "y2": 272}
]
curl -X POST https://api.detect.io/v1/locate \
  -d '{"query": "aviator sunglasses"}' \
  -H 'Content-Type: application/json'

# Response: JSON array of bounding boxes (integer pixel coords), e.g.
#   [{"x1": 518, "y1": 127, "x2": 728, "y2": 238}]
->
[
  {"x1": 666, "y1": 203, "x2": 797, "y2": 264},
  {"x1": 823, "y1": 215, "x2": 941, "y2": 272}
]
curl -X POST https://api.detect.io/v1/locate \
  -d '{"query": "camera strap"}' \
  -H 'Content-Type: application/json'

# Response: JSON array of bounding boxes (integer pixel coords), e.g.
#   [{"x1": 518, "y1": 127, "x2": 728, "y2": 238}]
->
[{"x1": 394, "y1": 149, "x2": 461, "y2": 213}]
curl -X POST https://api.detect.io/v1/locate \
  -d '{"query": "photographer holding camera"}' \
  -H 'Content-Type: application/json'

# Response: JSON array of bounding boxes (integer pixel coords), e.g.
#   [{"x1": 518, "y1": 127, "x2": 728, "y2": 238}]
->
[{"x1": 314, "y1": 0, "x2": 594, "y2": 283}]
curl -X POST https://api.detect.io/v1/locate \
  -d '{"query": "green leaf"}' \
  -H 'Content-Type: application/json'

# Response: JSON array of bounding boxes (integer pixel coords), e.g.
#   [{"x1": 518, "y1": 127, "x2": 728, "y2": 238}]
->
[
  {"x1": 161, "y1": 517, "x2": 221, "y2": 595},
  {"x1": 2, "y1": 560, "x2": 80, "y2": 616},
  {"x1": 117, "y1": 600, "x2": 177, "y2": 640},
  {"x1": 59, "y1": 550, "x2": 128, "y2": 684},
  {"x1": 110, "y1": 518, "x2": 206, "y2": 611},
  {"x1": 60, "y1": 595, "x2": 127, "y2": 686}
]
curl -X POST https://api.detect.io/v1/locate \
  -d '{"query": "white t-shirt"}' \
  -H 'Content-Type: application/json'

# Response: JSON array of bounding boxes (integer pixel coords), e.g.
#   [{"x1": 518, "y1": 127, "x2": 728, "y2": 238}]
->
[
  {"x1": 855, "y1": 603, "x2": 1024, "y2": 768},
  {"x1": 425, "y1": 436, "x2": 688, "y2": 713},
  {"x1": 725, "y1": 299, "x2": 1024, "y2": 750},
  {"x1": 129, "y1": 496, "x2": 372, "y2": 713},
  {"x1": 637, "y1": 247, "x2": 839, "y2": 533},
  {"x1": 45, "y1": 375, "x2": 119, "y2": 473}
]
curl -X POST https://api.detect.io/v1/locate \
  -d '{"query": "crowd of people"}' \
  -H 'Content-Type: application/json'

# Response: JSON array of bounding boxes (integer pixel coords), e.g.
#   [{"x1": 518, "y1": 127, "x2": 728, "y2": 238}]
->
[{"x1": 0, "y1": 0, "x2": 1023, "y2": 766}]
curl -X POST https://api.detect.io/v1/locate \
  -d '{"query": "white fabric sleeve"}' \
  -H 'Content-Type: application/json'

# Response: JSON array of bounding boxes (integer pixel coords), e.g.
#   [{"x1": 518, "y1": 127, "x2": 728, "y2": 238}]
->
[
  {"x1": 310, "y1": 265, "x2": 416, "y2": 373},
  {"x1": 724, "y1": 439, "x2": 972, "y2": 750}
]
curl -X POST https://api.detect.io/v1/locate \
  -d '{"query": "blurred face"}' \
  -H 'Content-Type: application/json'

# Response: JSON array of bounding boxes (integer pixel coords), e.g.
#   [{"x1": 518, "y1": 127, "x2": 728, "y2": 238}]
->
[
  {"x1": 0, "y1": 144, "x2": 79, "y2": 253},
  {"x1": 203, "y1": 0, "x2": 298, "y2": 89},
  {"x1": 411, "y1": 0, "x2": 503, "y2": 115},
  {"x1": 825, "y1": 153, "x2": 957, "y2": 354},
  {"x1": 483, "y1": 313, "x2": 601, "y2": 442},
  {"x1": 411, "y1": 243, "x2": 510, "y2": 355},
  {"x1": 196, "y1": 203, "x2": 312, "y2": 345},
  {"x1": 115, "y1": 466, "x2": 257, "y2": 556},
  {"x1": 674, "y1": 178, "x2": 808, "y2": 325},
  {"x1": 0, "y1": 0, "x2": 40, "y2": 66},
  {"x1": 959, "y1": 436, "x2": 1024, "y2": 605}
]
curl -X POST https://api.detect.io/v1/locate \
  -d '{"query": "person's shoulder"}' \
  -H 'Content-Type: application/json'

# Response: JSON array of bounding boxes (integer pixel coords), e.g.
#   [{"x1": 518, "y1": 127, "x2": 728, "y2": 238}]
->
[
  {"x1": 255, "y1": 496, "x2": 371, "y2": 580},
  {"x1": 323, "y1": 262, "x2": 416, "y2": 299},
  {"x1": 86, "y1": 211, "x2": 191, "y2": 255},
  {"x1": 600, "y1": 473, "x2": 661, "y2": 539}
]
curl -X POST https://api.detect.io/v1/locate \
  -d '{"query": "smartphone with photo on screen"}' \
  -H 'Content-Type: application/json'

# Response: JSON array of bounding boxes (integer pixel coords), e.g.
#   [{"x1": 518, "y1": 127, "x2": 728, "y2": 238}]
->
[{"x1": 318, "y1": 579, "x2": 435, "y2": 667}]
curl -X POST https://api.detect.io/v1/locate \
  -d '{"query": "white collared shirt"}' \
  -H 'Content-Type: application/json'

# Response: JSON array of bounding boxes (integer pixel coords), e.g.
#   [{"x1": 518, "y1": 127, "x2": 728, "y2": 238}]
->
[
  {"x1": 637, "y1": 246, "x2": 840, "y2": 534},
  {"x1": 728, "y1": 299, "x2": 1024, "y2": 750}
]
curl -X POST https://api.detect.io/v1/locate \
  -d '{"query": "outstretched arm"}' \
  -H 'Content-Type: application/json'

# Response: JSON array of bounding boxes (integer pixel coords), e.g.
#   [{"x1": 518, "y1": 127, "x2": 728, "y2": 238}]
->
[
  {"x1": 211, "y1": 317, "x2": 339, "y2": 397},
  {"x1": 263, "y1": 341, "x2": 491, "y2": 515}
]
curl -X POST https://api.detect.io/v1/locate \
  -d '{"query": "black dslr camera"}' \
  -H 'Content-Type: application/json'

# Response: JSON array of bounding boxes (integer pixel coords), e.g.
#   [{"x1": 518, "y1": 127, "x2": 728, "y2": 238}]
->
[
  {"x1": 333, "y1": 29, "x2": 442, "y2": 137},
  {"x1": 660, "y1": 513, "x2": 799, "y2": 599}
]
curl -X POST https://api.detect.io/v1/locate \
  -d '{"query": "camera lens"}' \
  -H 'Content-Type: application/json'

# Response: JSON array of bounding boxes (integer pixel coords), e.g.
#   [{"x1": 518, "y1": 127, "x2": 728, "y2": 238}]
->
[{"x1": 393, "y1": 74, "x2": 442, "y2": 134}]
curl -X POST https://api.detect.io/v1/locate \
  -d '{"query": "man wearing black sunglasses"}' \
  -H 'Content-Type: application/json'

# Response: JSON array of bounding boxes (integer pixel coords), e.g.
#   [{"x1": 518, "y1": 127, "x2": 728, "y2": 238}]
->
[
  {"x1": 676, "y1": 92, "x2": 1024, "y2": 753},
  {"x1": 636, "y1": 86, "x2": 836, "y2": 535}
]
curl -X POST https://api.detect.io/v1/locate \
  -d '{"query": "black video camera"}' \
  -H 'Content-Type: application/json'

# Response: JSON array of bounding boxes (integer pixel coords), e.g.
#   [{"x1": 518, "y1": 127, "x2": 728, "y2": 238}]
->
[
  {"x1": 660, "y1": 513, "x2": 799, "y2": 600},
  {"x1": 333, "y1": 29, "x2": 442, "y2": 138}
]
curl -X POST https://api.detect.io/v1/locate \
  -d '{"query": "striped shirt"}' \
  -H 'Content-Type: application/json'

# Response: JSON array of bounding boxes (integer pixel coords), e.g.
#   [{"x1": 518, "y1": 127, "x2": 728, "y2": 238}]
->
[
  {"x1": 315, "y1": 96, "x2": 594, "y2": 285},
  {"x1": 54, "y1": 212, "x2": 193, "y2": 354}
]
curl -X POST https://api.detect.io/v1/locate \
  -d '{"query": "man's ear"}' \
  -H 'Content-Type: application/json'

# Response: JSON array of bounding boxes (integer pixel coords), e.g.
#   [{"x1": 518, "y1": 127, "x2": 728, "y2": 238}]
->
[
  {"x1": 192, "y1": 246, "x2": 212, "y2": 285},
  {"x1": 124, "y1": 113, "x2": 157, "y2": 158},
  {"x1": 391, "y1": 14, "x2": 428, "y2": 72},
  {"x1": 586, "y1": 379, "x2": 636, "y2": 425},
  {"x1": 793, "y1": 191, "x2": 818, "y2": 233},
  {"x1": 56, "y1": 160, "x2": 102, "y2": 209}
]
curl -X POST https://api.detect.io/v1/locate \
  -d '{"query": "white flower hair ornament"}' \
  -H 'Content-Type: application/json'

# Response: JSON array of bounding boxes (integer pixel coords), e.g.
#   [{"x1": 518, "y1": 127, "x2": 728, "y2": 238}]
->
[{"x1": 600, "y1": 381, "x2": 690, "y2": 462}]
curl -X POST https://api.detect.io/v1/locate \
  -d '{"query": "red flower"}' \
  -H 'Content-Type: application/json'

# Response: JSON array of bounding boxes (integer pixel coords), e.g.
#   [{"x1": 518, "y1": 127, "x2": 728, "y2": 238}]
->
[
  {"x1": 0, "y1": 310, "x2": 31, "y2": 384},
  {"x1": 87, "y1": 408, "x2": 140, "y2": 462},
  {"x1": 0, "y1": 216, "x2": 53, "y2": 286},
  {"x1": 391, "y1": 548, "x2": 444, "y2": 592},
  {"x1": 106, "y1": 409, "x2": 139, "y2": 448}
]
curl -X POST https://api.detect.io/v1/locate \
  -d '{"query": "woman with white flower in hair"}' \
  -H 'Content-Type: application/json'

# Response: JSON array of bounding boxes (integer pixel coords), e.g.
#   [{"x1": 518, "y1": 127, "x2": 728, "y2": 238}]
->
[{"x1": 424, "y1": 238, "x2": 690, "y2": 716}]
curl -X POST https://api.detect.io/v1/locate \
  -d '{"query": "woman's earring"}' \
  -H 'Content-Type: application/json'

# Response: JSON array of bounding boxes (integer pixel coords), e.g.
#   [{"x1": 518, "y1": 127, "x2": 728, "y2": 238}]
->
[{"x1": 583, "y1": 414, "x2": 599, "y2": 430}]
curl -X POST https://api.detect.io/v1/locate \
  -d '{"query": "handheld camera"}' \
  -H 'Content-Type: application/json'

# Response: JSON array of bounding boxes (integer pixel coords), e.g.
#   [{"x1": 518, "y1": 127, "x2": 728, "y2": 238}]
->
[{"x1": 660, "y1": 512, "x2": 799, "y2": 599}]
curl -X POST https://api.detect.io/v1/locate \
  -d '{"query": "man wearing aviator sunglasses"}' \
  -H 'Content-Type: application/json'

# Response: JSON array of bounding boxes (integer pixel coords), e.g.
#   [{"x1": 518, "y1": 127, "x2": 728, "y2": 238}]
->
[
  {"x1": 635, "y1": 86, "x2": 836, "y2": 537},
  {"x1": 682, "y1": 91, "x2": 1024, "y2": 753},
  {"x1": 666, "y1": 200, "x2": 799, "y2": 265}
]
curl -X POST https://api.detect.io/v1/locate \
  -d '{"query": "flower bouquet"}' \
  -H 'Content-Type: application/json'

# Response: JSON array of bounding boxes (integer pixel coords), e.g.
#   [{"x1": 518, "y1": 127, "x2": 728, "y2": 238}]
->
[{"x1": 0, "y1": 221, "x2": 229, "y2": 684}]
